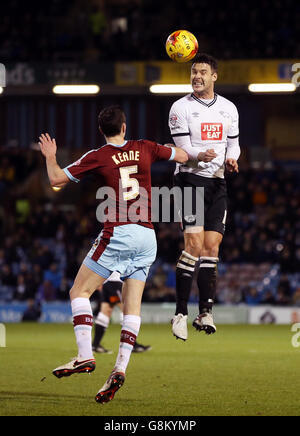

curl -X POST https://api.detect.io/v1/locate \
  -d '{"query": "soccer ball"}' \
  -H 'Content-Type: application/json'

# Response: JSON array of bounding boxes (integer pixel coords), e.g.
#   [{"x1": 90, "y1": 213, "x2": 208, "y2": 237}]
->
[{"x1": 165, "y1": 30, "x2": 198, "y2": 63}]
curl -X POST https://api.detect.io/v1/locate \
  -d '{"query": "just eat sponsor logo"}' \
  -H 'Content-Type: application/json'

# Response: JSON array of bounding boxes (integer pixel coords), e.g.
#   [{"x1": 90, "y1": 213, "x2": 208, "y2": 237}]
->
[{"x1": 201, "y1": 123, "x2": 223, "y2": 140}]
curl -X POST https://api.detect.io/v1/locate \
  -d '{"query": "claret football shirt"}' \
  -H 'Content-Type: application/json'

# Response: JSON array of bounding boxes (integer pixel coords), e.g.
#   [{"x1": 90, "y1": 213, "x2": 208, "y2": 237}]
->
[{"x1": 63, "y1": 140, "x2": 175, "y2": 229}]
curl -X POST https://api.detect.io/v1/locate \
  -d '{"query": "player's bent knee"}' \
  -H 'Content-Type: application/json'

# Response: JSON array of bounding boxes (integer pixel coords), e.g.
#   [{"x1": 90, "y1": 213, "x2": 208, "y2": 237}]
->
[
  {"x1": 201, "y1": 233, "x2": 223, "y2": 258},
  {"x1": 69, "y1": 286, "x2": 91, "y2": 301},
  {"x1": 184, "y1": 245, "x2": 201, "y2": 258},
  {"x1": 201, "y1": 246, "x2": 220, "y2": 258},
  {"x1": 184, "y1": 232, "x2": 203, "y2": 258}
]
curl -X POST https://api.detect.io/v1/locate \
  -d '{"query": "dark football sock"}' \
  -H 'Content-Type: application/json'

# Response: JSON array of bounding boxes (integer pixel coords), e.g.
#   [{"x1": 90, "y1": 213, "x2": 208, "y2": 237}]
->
[
  {"x1": 197, "y1": 257, "x2": 218, "y2": 314},
  {"x1": 175, "y1": 251, "x2": 199, "y2": 315},
  {"x1": 92, "y1": 324, "x2": 106, "y2": 348}
]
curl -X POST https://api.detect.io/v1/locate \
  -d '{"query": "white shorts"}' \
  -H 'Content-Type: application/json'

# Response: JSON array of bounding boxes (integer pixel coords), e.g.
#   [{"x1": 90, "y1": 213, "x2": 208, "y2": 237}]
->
[{"x1": 83, "y1": 224, "x2": 157, "y2": 282}]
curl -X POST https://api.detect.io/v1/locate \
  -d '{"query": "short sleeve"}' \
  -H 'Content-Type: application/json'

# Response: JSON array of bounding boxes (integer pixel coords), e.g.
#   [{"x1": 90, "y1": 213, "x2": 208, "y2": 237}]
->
[
  {"x1": 147, "y1": 141, "x2": 174, "y2": 163},
  {"x1": 63, "y1": 149, "x2": 100, "y2": 183}
]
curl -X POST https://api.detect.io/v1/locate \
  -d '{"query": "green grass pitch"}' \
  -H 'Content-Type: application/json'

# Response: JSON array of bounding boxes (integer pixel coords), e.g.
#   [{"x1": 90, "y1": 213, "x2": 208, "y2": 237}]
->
[{"x1": 0, "y1": 323, "x2": 299, "y2": 416}]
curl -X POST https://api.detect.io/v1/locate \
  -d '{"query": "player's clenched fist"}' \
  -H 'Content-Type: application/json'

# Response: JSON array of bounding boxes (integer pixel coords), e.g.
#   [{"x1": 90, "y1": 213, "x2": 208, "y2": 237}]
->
[
  {"x1": 197, "y1": 149, "x2": 217, "y2": 163},
  {"x1": 225, "y1": 158, "x2": 239, "y2": 173}
]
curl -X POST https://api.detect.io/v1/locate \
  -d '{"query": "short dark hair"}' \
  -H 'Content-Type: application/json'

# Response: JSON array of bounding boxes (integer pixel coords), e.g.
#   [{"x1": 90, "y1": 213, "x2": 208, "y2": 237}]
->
[
  {"x1": 192, "y1": 53, "x2": 218, "y2": 73},
  {"x1": 98, "y1": 105, "x2": 126, "y2": 137}
]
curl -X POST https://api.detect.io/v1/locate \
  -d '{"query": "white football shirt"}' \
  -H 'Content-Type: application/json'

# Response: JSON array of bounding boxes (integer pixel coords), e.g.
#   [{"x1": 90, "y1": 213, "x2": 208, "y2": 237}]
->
[{"x1": 169, "y1": 93, "x2": 240, "y2": 178}]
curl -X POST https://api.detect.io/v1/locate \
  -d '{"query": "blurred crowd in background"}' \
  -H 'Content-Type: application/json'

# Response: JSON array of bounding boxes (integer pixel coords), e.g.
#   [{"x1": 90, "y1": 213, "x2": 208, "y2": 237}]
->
[
  {"x1": 0, "y1": 148, "x2": 300, "y2": 306},
  {"x1": 1, "y1": 0, "x2": 299, "y2": 62},
  {"x1": 1, "y1": 0, "x2": 299, "y2": 308}
]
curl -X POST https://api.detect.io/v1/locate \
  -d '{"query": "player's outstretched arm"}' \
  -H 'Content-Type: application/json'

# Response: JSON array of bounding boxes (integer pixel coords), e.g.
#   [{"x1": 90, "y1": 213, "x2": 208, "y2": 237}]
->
[
  {"x1": 172, "y1": 146, "x2": 189, "y2": 164},
  {"x1": 171, "y1": 134, "x2": 217, "y2": 163},
  {"x1": 39, "y1": 133, "x2": 69, "y2": 187}
]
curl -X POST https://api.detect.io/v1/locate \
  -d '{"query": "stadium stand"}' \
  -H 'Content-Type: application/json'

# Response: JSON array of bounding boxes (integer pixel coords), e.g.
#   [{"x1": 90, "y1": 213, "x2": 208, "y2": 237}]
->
[
  {"x1": 0, "y1": 0, "x2": 299, "y2": 309},
  {"x1": 0, "y1": 148, "x2": 300, "y2": 306},
  {"x1": 1, "y1": 0, "x2": 299, "y2": 62}
]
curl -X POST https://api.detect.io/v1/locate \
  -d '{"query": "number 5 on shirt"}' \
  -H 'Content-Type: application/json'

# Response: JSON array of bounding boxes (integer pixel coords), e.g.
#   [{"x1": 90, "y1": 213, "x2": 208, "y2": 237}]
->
[{"x1": 119, "y1": 165, "x2": 139, "y2": 201}]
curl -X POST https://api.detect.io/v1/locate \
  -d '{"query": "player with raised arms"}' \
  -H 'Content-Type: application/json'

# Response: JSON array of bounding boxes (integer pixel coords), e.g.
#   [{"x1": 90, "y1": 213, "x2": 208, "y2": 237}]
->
[
  {"x1": 169, "y1": 53, "x2": 240, "y2": 340},
  {"x1": 39, "y1": 105, "x2": 188, "y2": 403}
]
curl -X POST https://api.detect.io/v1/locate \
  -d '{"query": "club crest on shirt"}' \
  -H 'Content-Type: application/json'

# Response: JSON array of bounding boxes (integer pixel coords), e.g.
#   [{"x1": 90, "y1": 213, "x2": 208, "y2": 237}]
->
[
  {"x1": 219, "y1": 111, "x2": 231, "y2": 119},
  {"x1": 170, "y1": 115, "x2": 178, "y2": 127}
]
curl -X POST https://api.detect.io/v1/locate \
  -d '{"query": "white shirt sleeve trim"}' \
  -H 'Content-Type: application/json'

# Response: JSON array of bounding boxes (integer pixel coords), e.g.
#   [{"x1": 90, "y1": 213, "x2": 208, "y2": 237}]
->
[{"x1": 63, "y1": 167, "x2": 80, "y2": 183}]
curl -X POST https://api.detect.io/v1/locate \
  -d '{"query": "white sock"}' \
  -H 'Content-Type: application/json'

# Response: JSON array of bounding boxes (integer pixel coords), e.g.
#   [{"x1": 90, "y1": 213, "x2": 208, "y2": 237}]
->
[
  {"x1": 95, "y1": 312, "x2": 110, "y2": 328},
  {"x1": 115, "y1": 314, "x2": 141, "y2": 373},
  {"x1": 71, "y1": 297, "x2": 94, "y2": 360}
]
